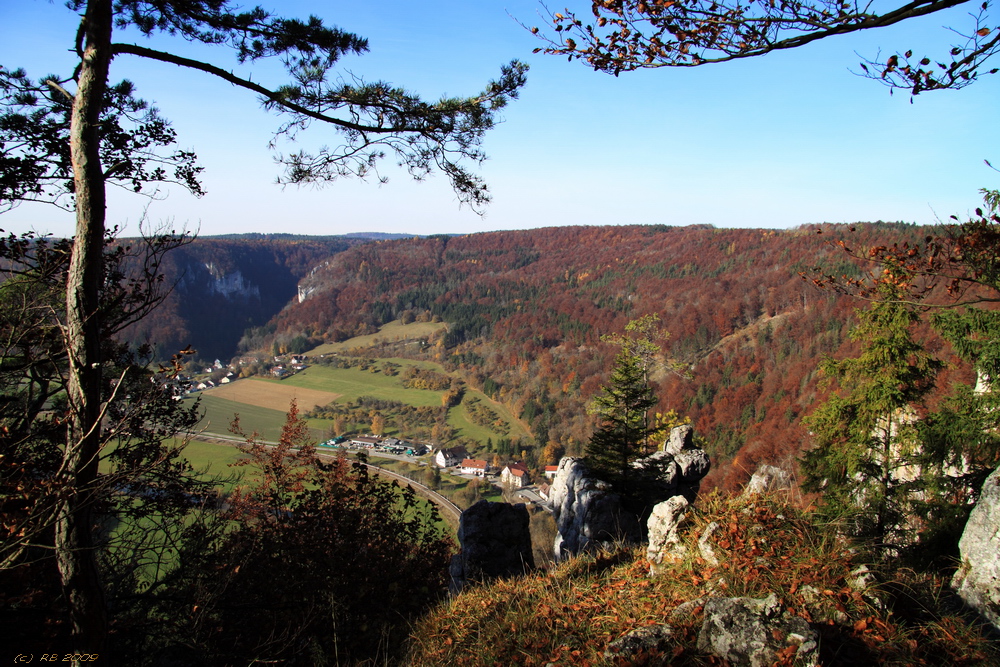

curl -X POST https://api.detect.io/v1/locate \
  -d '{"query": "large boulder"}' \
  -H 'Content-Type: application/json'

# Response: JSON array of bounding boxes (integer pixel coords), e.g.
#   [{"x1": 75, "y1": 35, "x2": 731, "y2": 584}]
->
[
  {"x1": 449, "y1": 500, "x2": 534, "y2": 593},
  {"x1": 550, "y1": 426, "x2": 711, "y2": 560},
  {"x1": 952, "y1": 465, "x2": 1000, "y2": 629},
  {"x1": 549, "y1": 458, "x2": 643, "y2": 560}
]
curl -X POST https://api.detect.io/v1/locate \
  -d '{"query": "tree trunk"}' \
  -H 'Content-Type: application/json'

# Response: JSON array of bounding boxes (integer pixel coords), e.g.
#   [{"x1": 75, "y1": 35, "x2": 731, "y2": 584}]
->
[{"x1": 57, "y1": 0, "x2": 113, "y2": 658}]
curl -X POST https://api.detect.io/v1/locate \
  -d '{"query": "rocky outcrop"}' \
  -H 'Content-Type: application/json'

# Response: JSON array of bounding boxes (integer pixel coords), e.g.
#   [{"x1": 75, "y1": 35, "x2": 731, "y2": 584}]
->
[
  {"x1": 550, "y1": 426, "x2": 710, "y2": 560},
  {"x1": 662, "y1": 424, "x2": 711, "y2": 500},
  {"x1": 952, "y1": 465, "x2": 1000, "y2": 629},
  {"x1": 549, "y1": 458, "x2": 643, "y2": 561},
  {"x1": 646, "y1": 495, "x2": 690, "y2": 575},
  {"x1": 449, "y1": 500, "x2": 534, "y2": 593},
  {"x1": 683, "y1": 594, "x2": 819, "y2": 667},
  {"x1": 743, "y1": 465, "x2": 794, "y2": 497}
]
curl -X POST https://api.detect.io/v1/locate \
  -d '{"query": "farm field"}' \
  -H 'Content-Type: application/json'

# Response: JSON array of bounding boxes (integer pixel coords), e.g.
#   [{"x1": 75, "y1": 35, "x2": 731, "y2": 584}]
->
[
  {"x1": 191, "y1": 337, "x2": 527, "y2": 451},
  {"x1": 274, "y1": 364, "x2": 445, "y2": 406},
  {"x1": 181, "y1": 438, "x2": 248, "y2": 482},
  {"x1": 191, "y1": 393, "x2": 323, "y2": 441},
  {"x1": 306, "y1": 319, "x2": 446, "y2": 355},
  {"x1": 203, "y1": 379, "x2": 340, "y2": 411}
]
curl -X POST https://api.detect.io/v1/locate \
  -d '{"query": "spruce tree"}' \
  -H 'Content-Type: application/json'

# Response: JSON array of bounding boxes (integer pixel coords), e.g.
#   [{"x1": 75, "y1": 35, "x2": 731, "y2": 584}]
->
[
  {"x1": 586, "y1": 345, "x2": 659, "y2": 491},
  {"x1": 802, "y1": 288, "x2": 941, "y2": 551}
]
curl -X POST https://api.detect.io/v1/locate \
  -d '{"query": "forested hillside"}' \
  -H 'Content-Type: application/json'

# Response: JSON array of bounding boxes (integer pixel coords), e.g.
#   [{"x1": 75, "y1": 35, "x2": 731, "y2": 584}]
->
[
  {"x1": 250, "y1": 223, "x2": 975, "y2": 490},
  {"x1": 120, "y1": 235, "x2": 367, "y2": 361}
]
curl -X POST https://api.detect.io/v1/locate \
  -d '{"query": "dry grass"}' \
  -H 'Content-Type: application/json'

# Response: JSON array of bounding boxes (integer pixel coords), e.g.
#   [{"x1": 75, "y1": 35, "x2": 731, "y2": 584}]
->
[
  {"x1": 202, "y1": 378, "x2": 341, "y2": 412},
  {"x1": 405, "y1": 492, "x2": 998, "y2": 667}
]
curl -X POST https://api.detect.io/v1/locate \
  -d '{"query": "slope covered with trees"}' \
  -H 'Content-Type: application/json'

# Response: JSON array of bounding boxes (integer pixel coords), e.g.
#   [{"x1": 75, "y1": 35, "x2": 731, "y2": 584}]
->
[
  {"x1": 252, "y1": 222, "x2": 975, "y2": 491},
  {"x1": 120, "y1": 235, "x2": 366, "y2": 362}
]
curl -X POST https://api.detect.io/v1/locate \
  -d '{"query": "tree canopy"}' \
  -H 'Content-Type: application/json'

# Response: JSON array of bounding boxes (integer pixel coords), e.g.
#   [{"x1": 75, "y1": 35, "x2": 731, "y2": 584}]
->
[
  {"x1": 1, "y1": 1, "x2": 527, "y2": 214},
  {"x1": 530, "y1": 0, "x2": 997, "y2": 95}
]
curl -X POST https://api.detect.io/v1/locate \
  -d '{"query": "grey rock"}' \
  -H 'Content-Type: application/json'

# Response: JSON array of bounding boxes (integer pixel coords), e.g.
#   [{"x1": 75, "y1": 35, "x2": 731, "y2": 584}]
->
[
  {"x1": 674, "y1": 448, "x2": 711, "y2": 483},
  {"x1": 698, "y1": 521, "x2": 721, "y2": 567},
  {"x1": 952, "y1": 465, "x2": 1000, "y2": 630},
  {"x1": 550, "y1": 458, "x2": 643, "y2": 560},
  {"x1": 697, "y1": 593, "x2": 819, "y2": 667},
  {"x1": 647, "y1": 495, "x2": 690, "y2": 575},
  {"x1": 604, "y1": 624, "x2": 674, "y2": 664},
  {"x1": 743, "y1": 465, "x2": 794, "y2": 497},
  {"x1": 631, "y1": 451, "x2": 681, "y2": 490},
  {"x1": 551, "y1": 429, "x2": 710, "y2": 560},
  {"x1": 663, "y1": 424, "x2": 694, "y2": 456}
]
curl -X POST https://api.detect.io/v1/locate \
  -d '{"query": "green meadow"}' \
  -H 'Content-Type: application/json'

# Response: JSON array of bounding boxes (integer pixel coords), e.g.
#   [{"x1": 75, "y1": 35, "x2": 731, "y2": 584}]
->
[
  {"x1": 190, "y1": 393, "x2": 305, "y2": 441},
  {"x1": 274, "y1": 363, "x2": 446, "y2": 407},
  {"x1": 190, "y1": 328, "x2": 527, "y2": 451},
  {"x1": 305, "y1": 320, "x2": 447, "y2": 356}
]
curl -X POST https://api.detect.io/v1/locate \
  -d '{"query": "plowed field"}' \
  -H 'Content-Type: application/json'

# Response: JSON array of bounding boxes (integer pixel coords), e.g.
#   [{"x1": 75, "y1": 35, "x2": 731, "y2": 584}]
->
[{"x1": 203, "y1": 379, "x2": 340, "y2": 412}]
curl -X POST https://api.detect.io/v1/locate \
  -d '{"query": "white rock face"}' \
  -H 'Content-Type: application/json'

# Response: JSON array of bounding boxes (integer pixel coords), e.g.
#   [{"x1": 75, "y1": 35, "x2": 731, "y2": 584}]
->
[
  {"x1": 549, "y1": 458, "x2": 642, "y2": 560},
  {"x1": 952, "y1": 465, "x2": 1000, "y2": 629},
  {"x1": 646, "y1": 495, "x2": 690, "y2": 575}
]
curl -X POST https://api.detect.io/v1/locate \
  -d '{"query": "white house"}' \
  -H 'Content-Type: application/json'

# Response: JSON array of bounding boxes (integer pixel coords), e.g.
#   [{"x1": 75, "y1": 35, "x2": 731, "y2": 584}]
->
[
  {"x1": 501, "y1": 463, "x2": 530, "y2": 488},
  {"x1": 434, "y1": 446, "x2": 470, "y2": 468}
]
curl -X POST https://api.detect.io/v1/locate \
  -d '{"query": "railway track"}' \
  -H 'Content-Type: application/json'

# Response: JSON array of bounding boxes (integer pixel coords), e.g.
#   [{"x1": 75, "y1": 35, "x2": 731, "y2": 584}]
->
[{"x1": 182, "y1": 432, "x2": 462, "y2": 527}]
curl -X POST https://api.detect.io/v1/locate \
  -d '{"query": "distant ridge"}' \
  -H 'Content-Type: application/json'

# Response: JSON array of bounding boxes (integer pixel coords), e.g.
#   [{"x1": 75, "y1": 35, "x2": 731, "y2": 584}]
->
[
  {"x1": 203, "y1": 232, "x2": 423, "y2": 241},
  {"x1": 343, "y1": 232, "x2": 426, "y2": 240}
]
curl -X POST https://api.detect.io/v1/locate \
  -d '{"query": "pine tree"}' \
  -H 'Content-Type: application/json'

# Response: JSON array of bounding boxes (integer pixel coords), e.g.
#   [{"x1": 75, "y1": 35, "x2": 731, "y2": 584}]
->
[
  {"x1": 1, "y1": 2, "x2": 525, "y2": 654},
  {"x1": 585, "y1": 345, "x2": 659, "y2": 491},
  {"x1": 802, "y1": 289, "x2": 941, "y2": 551}
]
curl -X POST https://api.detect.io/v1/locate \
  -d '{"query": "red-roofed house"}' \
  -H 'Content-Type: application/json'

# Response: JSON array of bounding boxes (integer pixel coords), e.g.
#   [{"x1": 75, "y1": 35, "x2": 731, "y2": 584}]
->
[
  {"x1": 459, "y1": 458, "x2": 489, "y2": 477},
  {"x1": 544, "y1": 465, "x2": 559, "y2": 478}
]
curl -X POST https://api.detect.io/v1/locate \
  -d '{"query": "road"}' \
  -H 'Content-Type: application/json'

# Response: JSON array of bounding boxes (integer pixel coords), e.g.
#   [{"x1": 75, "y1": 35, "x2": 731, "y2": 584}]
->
[{"x1": 183, "y1": 432, "x2": 462, "y2": 527}]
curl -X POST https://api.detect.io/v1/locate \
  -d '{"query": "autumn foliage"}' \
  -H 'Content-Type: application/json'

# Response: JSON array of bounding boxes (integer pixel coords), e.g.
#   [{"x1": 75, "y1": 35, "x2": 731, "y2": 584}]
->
[
  {"x1": 406, "y1": 492, "x2": 997, "y2": 666},
  {"x1": 150, "y1": 401, "x2": 454, "y2": 665},
  {"x1": 255, "y1": 223, "x2": 971, "y2": 491}
]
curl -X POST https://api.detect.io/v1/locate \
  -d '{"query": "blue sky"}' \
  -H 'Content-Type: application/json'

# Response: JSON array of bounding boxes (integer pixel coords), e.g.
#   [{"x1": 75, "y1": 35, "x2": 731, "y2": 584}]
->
[{"x1": 1, "y1": 0, "x2": 997, "y2": 237}]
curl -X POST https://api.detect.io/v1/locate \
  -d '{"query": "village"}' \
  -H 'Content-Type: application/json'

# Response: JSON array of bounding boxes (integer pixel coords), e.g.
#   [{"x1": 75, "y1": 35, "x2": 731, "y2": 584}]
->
[
  {"x1": 176, "y1": 352, "x2": 556, "y2": 511},
  {"x1": 327, "y1": 436, "x2": 560, "y2": 508}
]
